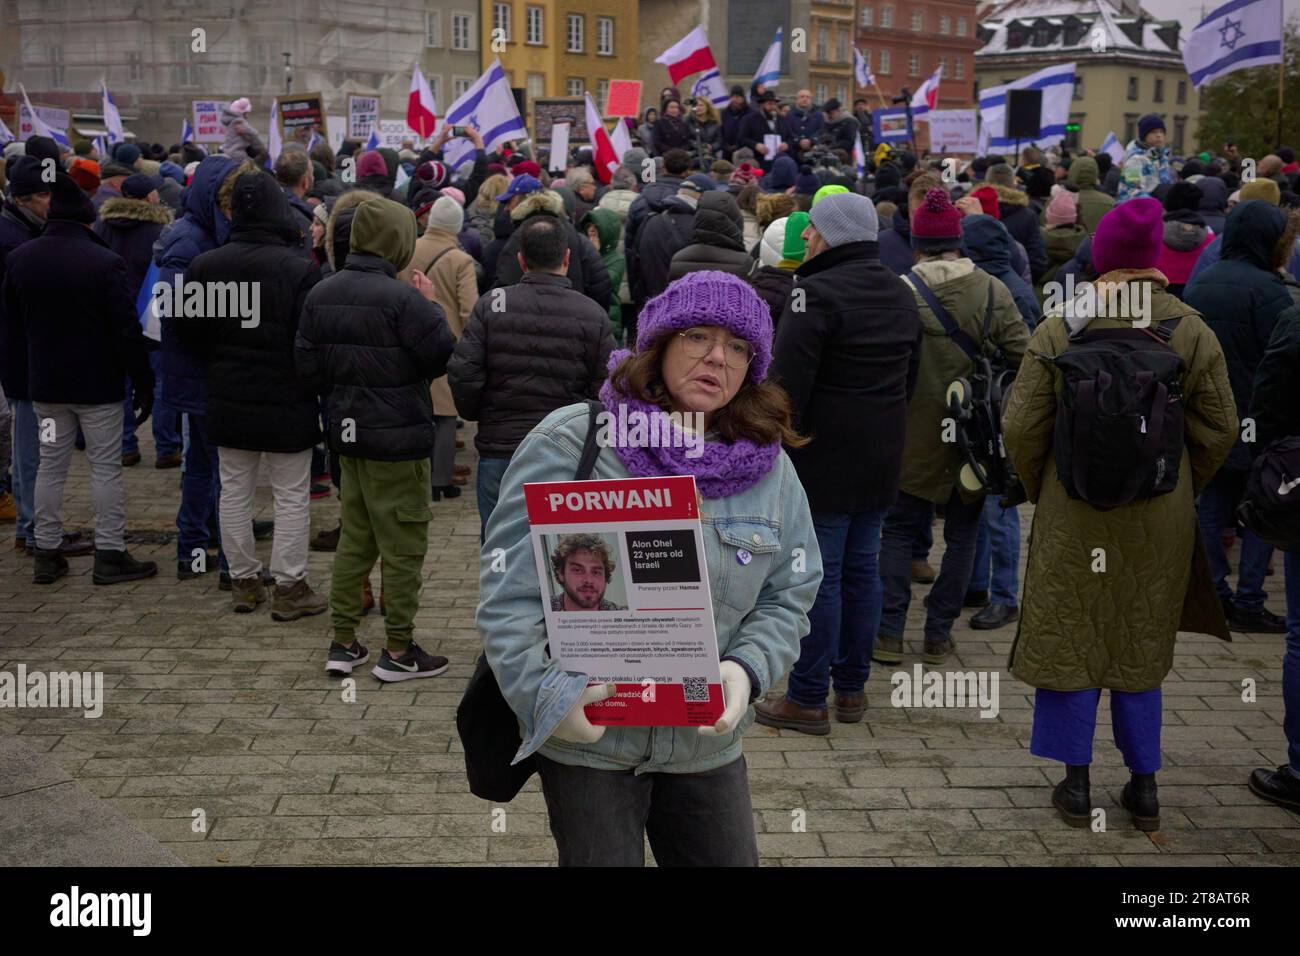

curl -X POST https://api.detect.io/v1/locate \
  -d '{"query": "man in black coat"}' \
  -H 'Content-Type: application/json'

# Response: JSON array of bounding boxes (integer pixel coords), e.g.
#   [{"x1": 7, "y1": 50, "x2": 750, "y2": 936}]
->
[
  {"x1": 491, "y1": 184, "x2": 611, "y2": 311},
  {"x1": 179, "y1": 169, "x2": 326, "y2": 620},
  {"x1": 634, "y1": 177, "x2": 706, "y2": 304},
  {"x1": 94, "y1": 172, "x2": 182, "y2": 469},
  {"x1": 1, "y1": 171, "x2": 157, "y2": 586},
  {"x1": 757, "y1": 192, "x2": 921, "y2": 734},
  {"x1": 738, "y1": 92, "x2": 791, "y2": 172},
  {"x1": 449, "y1": 216, "x2": 615, "y2": 537},
  {"x1": 296, "y1": 196, "x2": 456, "y2": 682},
  {"x1": 623, "y1": 149, "x2": 691, "y2": 331},
  {"x1": 719, "y1": 86, "x2": 756, "y2": 160}
]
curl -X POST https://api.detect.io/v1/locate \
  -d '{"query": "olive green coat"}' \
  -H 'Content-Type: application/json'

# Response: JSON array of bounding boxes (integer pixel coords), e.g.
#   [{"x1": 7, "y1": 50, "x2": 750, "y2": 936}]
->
[
  {"x1": 1003, "y1": 269, "x2": 1238, "y2": 691},
  {"x1": 898, "y1": 258, "x2": 1030, "y2": 504},
  {"x1": 1066, "y1": 156, "x2": 1115, "y2": 235}
]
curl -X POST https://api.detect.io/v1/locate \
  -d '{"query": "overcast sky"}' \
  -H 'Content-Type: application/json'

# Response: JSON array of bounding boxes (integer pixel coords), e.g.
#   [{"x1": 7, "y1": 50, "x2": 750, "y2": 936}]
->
[{"x1": 1141, "y1": 0, "x2": 1297, "y2": 31}]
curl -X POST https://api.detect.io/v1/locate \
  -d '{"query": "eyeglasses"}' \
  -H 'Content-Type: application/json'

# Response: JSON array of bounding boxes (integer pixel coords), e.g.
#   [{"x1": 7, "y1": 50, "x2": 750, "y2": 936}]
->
[{"x1": 676, "y1": 327, "x2": 754, "y2": 369}]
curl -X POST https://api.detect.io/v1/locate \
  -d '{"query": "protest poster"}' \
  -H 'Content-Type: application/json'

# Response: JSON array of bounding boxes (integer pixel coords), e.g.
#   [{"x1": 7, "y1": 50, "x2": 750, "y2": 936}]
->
[
  {"x1": 547, "y1": 121, "x2": 571, "y2": 171},
  {"x1": 873, "y1": 106, "x2": 912, "y2": 144},
  {"x1": 532, "y1": 97, "x2": 588, "y2": 144},
  {"x1": 191, "y1": 100, "x2": 224, "y2": 142},
  {"x1": 276, "y1": 92, "x2": 327, "y2": 137},
  {"x1": 926, "y1": 109, "x2": 978, "y2": 153},
  {"x1": 19, "y1": 102, "x2": 71, "y2": 140},
  {"x1": 347, "y1": 94, "x2": 380, "y2": 140},
  {"x1": 604, "y1": 80, "x2": 642, "y2": 118},
  {"x1": 525, "y1": 475, "x2": 725, "y2": 727}
]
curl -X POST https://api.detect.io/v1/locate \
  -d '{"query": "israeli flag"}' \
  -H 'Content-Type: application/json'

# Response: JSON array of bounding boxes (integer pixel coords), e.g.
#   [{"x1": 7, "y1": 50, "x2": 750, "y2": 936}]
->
[
  {"x1": 442, "y1": 58, "x2": 528, "y2": 170},
  {"x1": 1184, "y1": 0, "x2": 1283, "y2": 88},
  {"x1": 267, "y1": 99, "x2": 282, "y2": 167},
  {"x1": 692, "y1": 68, "x2": 731, "y2": 107},
  {"x1": 1099, "y1": 131, "x2": 1124, "y2": 165},
  {"x1": 136, "y1": 261, "x2": 163, "y2": 342},
  {"x1": 19, "y1": 83, "x2": 70, "y2": 148},
  {"x1": 307, "y1": 130, "x2": 322, "y2": 151},
  {"x1": 94, "y1": 135, "x2": 106, "y2": 157},
  {"x1": 854, "y1": 48, "x2": 875, "y2": 89},
  {"x1": 366, "y1": 128, "x2": 381, "y2": 150},
  {"x1": 181, "y1": 118, "x2": 195, "y2": 145},
  {"x1": 101, "y1": 80, "x2": 125, "y2": 145},
  {"x1": 0, "y1": 115, "x2": 12, "y2": 145},
  {"x1": 978, "y1": 62, "x2": 1076, "y2": 150},
  {"x1": 853, "y1": 130, "x2": 865, "y2": 177},
  {"x1": 753, "y1": 28, "x2": 783, "y2": 90}
]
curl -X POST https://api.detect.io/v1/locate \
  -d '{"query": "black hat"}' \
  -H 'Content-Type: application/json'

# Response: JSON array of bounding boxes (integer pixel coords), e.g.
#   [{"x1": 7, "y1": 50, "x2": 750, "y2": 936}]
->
[
  {"x1": 121, "y1": 172, "x2": 164, "y2": 199},
  {"x1": 824, "y1": 98, "x2": 842, "y2": 113},
  {"x1": 25, "y1": 135, "x2": 60, "y2": 165},
  {"x1": 757, "y1": 91, "x2": 777, "y2": 103},
  {"x1": 48, "y1": 171, "x2": 96, "y2": 224},
  {"x1": 7, "y1": 155, "x2": 50, "y2": 198},
  {"x1": 730, "y1": 84, "x2": 746, "y2": 97}
]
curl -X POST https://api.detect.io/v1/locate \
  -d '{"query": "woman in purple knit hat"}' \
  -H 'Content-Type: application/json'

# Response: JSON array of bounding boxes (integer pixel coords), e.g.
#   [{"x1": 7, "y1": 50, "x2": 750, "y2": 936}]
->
[{"x1": 477, "y1": 270, "x2": 824, "y2": 866}]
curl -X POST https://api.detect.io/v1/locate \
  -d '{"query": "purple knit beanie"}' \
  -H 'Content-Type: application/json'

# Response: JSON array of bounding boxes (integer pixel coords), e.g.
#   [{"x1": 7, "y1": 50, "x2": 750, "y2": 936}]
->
[
  {"x1": 631, "y1": 270, "x2": 774, "y2": 383},
  {"x1": 1092, "y1": 197, "x2": 1163, "y2": 275}
]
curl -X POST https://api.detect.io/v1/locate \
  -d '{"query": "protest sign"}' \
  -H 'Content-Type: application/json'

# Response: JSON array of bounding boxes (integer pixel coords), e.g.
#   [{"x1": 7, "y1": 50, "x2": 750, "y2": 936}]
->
[
  {"x1": 604, "y1": 80, "x2": 642, "y2": 118},
  {"x1": 347, "y1": 94, "x2": 380, "y2": 140},
  {"x1": 191, "y1": 100, "x2": 223, "y2": 143},
  {"x1": 926, "y1": 109, "x2": 978, "y2": 153}
]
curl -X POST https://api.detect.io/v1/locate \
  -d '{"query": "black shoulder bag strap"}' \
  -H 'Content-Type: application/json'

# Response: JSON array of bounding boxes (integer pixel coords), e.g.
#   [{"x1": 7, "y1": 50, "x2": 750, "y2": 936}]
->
[
  {"x1": 907, "y1": 269, "x2": 981, "y2": 362},
  {"x1": 575, "y1": 400, "x2": 605, "y2": 480},
  {"x1": 423, "y1": 246, "x2": 454, "y2": 278}
]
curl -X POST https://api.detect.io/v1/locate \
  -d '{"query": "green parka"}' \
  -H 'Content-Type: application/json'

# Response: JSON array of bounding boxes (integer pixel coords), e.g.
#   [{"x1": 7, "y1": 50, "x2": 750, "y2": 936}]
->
[
  {"x1": 1066, "y1": 156, "x2": 1114, "y2": 235},
  {"x1": 1002, "y1": 269, "x2": 1238, "y2": 692},
  {"x1": 579, "y1": 207, "x2": 626, "y2": 342}
]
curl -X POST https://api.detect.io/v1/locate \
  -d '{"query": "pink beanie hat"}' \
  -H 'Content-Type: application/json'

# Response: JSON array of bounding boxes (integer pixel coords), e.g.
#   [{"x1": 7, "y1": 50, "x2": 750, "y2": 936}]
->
[{"x1": 1044, "y1": 187, "x2": 1078, "y2": 227}]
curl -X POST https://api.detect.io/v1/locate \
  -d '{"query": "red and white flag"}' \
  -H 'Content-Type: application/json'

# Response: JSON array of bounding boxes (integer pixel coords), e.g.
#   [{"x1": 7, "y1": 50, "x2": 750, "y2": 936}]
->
[
  {"x1": 585, "y1": 93, "x2": 620, "y2": 185},
  {"x1": 655, "y1": 26, "x2": 717, "y2": 85},
  {"x1": 910, "y1": 66, "x2": 942, "y2": 118},
  {"x1": 407, "y1": 65, "x2": 437, "y2": 139}
]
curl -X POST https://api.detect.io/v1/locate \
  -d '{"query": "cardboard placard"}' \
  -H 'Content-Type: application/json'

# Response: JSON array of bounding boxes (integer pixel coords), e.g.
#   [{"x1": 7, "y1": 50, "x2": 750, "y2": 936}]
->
[
  {"x1": 18, "y1": 102, "x2": 71, "y2": 140},
  {"x1": 926, "y1": 109, "x2": 978, "y2": 153},
  {"x1": 191, "y1": 100, "x2": 224, "y2": 143},
  {"x1": 347, "y1": 94, "x2": 380, "y2": 141},
  {"x1": 277, "y1": 92, "x2": 327, "y2": 133}
]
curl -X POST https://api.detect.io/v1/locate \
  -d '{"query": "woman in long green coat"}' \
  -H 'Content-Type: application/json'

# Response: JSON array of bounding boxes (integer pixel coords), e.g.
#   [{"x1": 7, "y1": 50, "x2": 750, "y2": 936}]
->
[{"x1": 1002, "y1": 198, "x2": 1237, "y2": 831}]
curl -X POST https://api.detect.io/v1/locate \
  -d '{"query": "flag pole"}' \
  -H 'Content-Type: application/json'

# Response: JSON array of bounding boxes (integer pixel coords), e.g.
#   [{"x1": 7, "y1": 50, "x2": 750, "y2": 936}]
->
[
  {"x1": 1278, "y1": 3, "x2": 1286, "y2": 148},
  {"x1": 871, "y1": 79, "x2": 888, "y2": 109}
]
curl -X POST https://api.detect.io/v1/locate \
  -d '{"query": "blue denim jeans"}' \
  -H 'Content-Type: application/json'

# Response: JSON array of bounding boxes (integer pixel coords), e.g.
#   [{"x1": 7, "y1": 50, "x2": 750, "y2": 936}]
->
[
  {"x1": 912, "y1": 502, "x2": 934, "y2": 561},
  {"x1": 969, "y1": 496, "x2": 1021, "y2": 606},
  {"x1": 1283, "y1": 551, "x2": 1300, "y2": 773},
  {"x1": 1030, "y1": 687, "x2": 1162, "y2": 773},
  {"x1": 1198, "y1": 468, "x2": 1273, "y2": 612},
  {"x1": 11, "y1": 398, "x2": 39, "y2": 542},
  {"x1": 122, "y1": 350, "x2": 180, "y2": 458},
  {"x1": 176, "y1": 413, "x2": 226, "y2": 570},
  {"x1": 787, "y1": 509, "x2": 886, "y2": 707},
  {"x1": 476, "y1": 454, "x2": 512, "y2": 542}
]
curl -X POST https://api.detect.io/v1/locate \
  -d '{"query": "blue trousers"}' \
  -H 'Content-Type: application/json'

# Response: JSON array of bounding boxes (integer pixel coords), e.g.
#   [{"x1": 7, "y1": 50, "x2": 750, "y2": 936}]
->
[
  {"x1": 969, "y1": 497, "x2": 1021, "y2": 606},
  {"x1": 476, "y1": 454, "x2": 511, "y2": 543},
  {"x1": 122, "y1": 350, "x2": 180, "y2": 457},
  {"x1": 787, "y1": 509, "x2": 886, "y2": 707},
  {"x1": 1197, "y1": 468, "x2": 1273, "y2": 613},
  {"x1": 1282, "y1": 552, "x2": 1300, "y2": 772},
  {"x1": 176, "y1": 413, "x2": 226, "y2": 570},
  {"x1": 11, "y1": 398, "x2": 38, "y2": 542},
  {"x1": 1030, "y1": 687, "x2": 1162, "y2": 773}
]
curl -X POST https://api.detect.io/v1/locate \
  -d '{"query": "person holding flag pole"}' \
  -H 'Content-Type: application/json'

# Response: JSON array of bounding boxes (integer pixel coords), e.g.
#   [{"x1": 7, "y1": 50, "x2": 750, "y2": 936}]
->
[{"x1": 855, "y1": 48, "x2": 888, "y2": 110}]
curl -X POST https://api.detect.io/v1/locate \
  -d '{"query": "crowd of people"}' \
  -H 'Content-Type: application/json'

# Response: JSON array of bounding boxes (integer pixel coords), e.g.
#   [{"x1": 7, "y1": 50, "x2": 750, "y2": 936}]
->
[{"x1": 1, "y1": 88, "x2": 1298, "y2": 865}]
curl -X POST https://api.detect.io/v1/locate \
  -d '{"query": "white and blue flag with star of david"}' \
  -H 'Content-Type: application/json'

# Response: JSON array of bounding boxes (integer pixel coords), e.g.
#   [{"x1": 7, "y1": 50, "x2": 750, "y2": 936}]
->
[{"x1": 1183, "y1": 0, "x2": 1283, "y2": 88}]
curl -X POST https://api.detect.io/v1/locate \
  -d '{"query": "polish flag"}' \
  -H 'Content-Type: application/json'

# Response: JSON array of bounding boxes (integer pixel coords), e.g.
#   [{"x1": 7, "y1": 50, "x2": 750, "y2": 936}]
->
[
  {"x1": 911, "y1": 66, "x2": 943, "y2": 119},
  {"x1": 585, "y1": 93, "x2": 620, "y2": 185},
  {"x1": 655, "y1": 26, "x2": 718, "y2": 85},
  {"x1": 407, "y1": 65, "x2": 437, "y2": 139}
]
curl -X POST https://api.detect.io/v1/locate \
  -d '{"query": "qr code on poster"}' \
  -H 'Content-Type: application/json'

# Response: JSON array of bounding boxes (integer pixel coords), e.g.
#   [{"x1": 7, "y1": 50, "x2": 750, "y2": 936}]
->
[{"x1": 682, "y1": 676, "x2": 710, "y2": 702}]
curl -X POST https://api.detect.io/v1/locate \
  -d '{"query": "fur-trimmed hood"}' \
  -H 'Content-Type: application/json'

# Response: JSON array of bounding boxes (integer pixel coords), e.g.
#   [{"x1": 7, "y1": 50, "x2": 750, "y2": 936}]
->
[
  {"x1": 992, "y1": 183, "x2": 1029, "y2": 208},
  {"x1": 510, "y1": 189, "x2": 566, "y2": 222},
  {"x1": 97, "y1": 196, "x2": 173, "y2": 226}
]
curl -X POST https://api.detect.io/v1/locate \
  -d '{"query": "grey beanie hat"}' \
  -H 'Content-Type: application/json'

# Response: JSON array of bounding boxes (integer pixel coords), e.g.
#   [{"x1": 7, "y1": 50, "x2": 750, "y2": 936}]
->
[
  {"x1": 986, "y1": 163, "x2": 1017, "y2": 188},
  {"x1": 807, "y1": 192, "x2": 879, "y2": 246}
]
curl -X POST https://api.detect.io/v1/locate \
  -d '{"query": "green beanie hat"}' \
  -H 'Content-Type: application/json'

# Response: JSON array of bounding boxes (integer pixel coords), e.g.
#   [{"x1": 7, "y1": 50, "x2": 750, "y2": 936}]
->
[
  {"x1": 812, "y1": 184, "x2": 849, "y2": 206},
  {"x1": 782, "y1": 211, "x2": 811, "y2": 263}
]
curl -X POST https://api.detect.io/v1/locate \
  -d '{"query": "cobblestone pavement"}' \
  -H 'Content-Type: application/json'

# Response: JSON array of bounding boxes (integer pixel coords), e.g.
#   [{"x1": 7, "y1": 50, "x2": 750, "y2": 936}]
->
[{"x1": 1, "y1": 427, "x2": 1297, "y2": 867}]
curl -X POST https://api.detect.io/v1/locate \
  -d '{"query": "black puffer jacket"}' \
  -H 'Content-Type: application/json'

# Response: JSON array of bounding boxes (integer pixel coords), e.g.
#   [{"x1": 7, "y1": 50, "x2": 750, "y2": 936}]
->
[
  {"x1": 491, "y1": 191, "x2": 612, "y2": 310},
  {"x1": 668, "y1": 191, "x2": 751, "y2": 280},
  {"x1": 749, "y1": 264, "x2": 794, "y2": 324},
  {"x1": 180, "y1": 171, "x2": 323, "y2": 453},
  {"x1": 634, "y1": 196, "x2": 696, "y2": 304},
  {"x1": 296, "y1": 201, "x2": 456, "y2": 462},
  {"x1": 448, "y1": 271, "x2": 615, "y2": 457}
]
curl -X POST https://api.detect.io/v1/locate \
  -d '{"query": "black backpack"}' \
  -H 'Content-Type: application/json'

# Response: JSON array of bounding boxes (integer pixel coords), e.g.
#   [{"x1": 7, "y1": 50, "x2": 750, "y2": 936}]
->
[
  {"x1": 1238, "y1": 436, "x2": 1300, "y2": 551},
  {"x1": 907, "y1": 270, "x2": 1025, "y2": 506},
  {"x1": 456, "y1": 401, "x2": 605, "y2": 803},
  {"x1": 1045, "y1": 317, "x2": 1186, "y2": 511}
]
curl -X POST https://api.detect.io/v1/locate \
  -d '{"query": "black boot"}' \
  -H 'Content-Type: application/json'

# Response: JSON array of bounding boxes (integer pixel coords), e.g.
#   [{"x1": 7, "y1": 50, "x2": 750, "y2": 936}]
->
[
  {"x1": 1121, "y1": 771, "x2": 1161, "y2": 831},
  {"x1": 1052, "y1": 764, "x2": 1091, "y2": 827},
  {"x1": 431, "y1": 484, "x2": 462, "y2": 501},
  {"x1": 33, "y1": 547, "x2": 69, "y2": 585},
  {"x1": 93, "y1": 549, "x2": 158, "y2": 585},
  {"x1": 1248, "y1": 765, "x2": 1300, "y2": 812}
]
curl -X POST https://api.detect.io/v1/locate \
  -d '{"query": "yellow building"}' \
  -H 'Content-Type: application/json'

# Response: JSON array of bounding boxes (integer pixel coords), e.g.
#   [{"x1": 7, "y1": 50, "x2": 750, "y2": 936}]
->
[
  {"x1": 809, "y1": 0, "x2": 855, "y2": 107},
  {"x1": 482, "y1": 0, "x2": 641, "y2": 135}
]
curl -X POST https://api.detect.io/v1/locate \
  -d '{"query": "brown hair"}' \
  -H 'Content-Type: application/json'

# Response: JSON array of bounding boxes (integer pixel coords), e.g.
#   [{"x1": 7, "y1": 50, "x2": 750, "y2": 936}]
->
[
  {"x1": 218, "y1": 159, "x2": 261, "y2": 215},
  {"x1": 736, "y1": 182, "x2": 761, "y2": 215},
  {"x1": 756, "y1": 192, "x2": 797, "y2": 231},
  {"x1": 608, "y1": 337, "x2": 808, "y2": 448},
  {"x1": 551, "y1": 533, "x2": 616, "y2": 583},
  {"x1": 1274, "y1": 211, "x2": 1300, "y2": 272},
  {"x1": 907, "y1": 172, "x2": 943, "y2": 217}
]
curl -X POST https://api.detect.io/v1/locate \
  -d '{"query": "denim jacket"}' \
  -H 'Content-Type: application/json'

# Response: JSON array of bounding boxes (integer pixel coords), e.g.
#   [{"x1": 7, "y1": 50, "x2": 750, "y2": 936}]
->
[{"x1": 478, "y1": 402, "x2": 823, "y2": 774}]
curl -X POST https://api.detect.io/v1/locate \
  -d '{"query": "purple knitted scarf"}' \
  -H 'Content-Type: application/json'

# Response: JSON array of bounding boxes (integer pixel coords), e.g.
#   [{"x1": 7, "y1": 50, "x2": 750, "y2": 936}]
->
[{"x1": 597, "y1": 350, "x2": 780, "y2": 499}]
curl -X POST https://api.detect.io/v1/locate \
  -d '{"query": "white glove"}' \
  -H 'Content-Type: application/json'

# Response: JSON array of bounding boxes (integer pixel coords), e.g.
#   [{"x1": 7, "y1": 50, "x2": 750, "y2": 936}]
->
[
  {"x1": 698, "y1": 661, "x2": 752, "y2": 737},
  {"x1": 548, "y1": 682, "x2": 617, "y2": 744}
]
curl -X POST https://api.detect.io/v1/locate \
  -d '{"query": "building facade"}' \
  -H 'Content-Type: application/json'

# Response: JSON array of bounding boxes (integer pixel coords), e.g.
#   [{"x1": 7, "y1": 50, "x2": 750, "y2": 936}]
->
[
  {"x1": 809, "y1": 0, "x2": 855, "y2": 107},
  {"x1": 855, "y1": 0, "x2": 982, "y2": 110},
  {"x1": 484, "y1": 0, "x2": 639, "y2": 133},
  {"x1": 975, "y1": 0, "x2": 1199, "y2": 154}
]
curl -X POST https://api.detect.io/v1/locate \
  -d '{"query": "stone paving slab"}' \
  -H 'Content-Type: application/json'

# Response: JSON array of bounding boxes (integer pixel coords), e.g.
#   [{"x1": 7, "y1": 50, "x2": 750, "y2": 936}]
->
[{"x1": 0, "y1": 426, "x2": 1295, "y2": 865}]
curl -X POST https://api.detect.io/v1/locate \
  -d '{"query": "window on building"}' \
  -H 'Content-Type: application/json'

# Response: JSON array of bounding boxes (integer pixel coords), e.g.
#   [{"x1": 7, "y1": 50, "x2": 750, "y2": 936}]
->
[
  {"x1": 172, "y1": 39, "x2": 201, "y2": 87},
  {"x1": 1153, "y1": 77, "x2": 1163, "y2": 102},
  {"x1": 426, "y1": 74, "x2": 442, "y2": 109},
  {"x1": 954, "y1": 56, "x2": 964, "y2": 80},
  {"x1": 597, "y1": 17, "x2": 614, "y2": 55},
  {"x1": 880, "y1": 6, "x2": 893, "y2": 28},
  {"x1": 494, "y1": 3, "x2": 511, "y2": 42},
  {"x1": 425, "y1": 10, "x2": 442, "y2": 47},
  {"x1": 908, "y1": 52, "x2": 920, "y2": 76},
  {"x1": 861, "y1": 48, "x2": 871, "y2": 72},
  {"x1": 939, "y1": 15, "x2": 950, "y2": 35},
  {"x1": 817, "y1": 27, "x2": 828, "y2": 60},
  {"x1": 597, "y1": 78, "x2": 610, "y2": 108},
  {"x1": 879, "y1": 49, "x2": 891, "y2": 74},
  {"x1": 1124, "y1": 113, "x2": 1138, "y2": 142},
  {"x1": 1127, "y1": 76, "x2": 1138, "y2": 100},
  {"x1": 837, "y1": 31, "x2": 849, "y2": 63},
  {"x1": 48, "y1": 45, "x2": 65, "y2": 88},
  {"x1": 861, "y1": 6, "x2": 873, "y2": 27},
  {"x1": 252, "y1": 41, "x2": 271, "y2": 86},
  {"x1": 1176, "y1": 79, "x2": 1187, "y2": 104},
  {"x1": 1173, "y1": 115, "x2": 1186, "y2": 153},
  {"x1": 836, "y1": 84, "x2": 847, "y2": 104},
  {"x1": 1073, "y1": 75, "x2": 1084, "y2": 100},
  {"x1": 127, "y1": 51, "x2": 142, "y2": 82},
  {"x1": 1033, "y1": 25, "x2": 1051, "y2": 45},
  {"x1": 566, "y1": 77, "x2": 583, "y2": 96},
  {"x1": 453, "y1": 12, "x2": 475, "y2": 51},
  {"x1": 816, "y1": 83, "x2": 828, "y2": 102},
  {"x1": 911, "y1": 11, "x2": 923, "y2": 31},
  {"x1": 956, "y1": 17, "x2": 967, "y2": 36},
  {"x1": 527, "y1": 72, "x2": 545, "y2": 101},
  {"x1": 454, "y1": 76, "x2": 474, "y2": 99},
  {"x1": 526, "y1": 6, "x2": 543, "y2": 45},
  {"x1": 567, "y1": 14, "x2": 584, "y2": 53}
]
